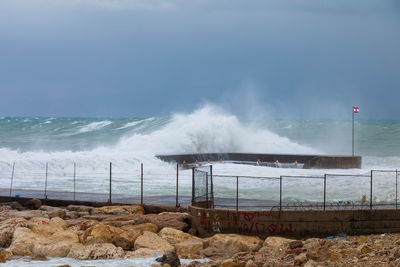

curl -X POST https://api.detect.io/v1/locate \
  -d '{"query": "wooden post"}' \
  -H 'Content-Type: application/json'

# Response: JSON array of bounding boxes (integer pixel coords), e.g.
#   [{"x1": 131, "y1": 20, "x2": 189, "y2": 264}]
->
[
  {"x1": 109, "y1": 162, "x2": 112, "y2": 203},
  {"x1": 44, "y1": 163, "x2": 48, "y2": 199},
  {"x1": 141, "y1": 163, "x2": 143, "y2": 205},
  {"x1": 9, "y1": 162, "x2": 15, "y2": 198}
]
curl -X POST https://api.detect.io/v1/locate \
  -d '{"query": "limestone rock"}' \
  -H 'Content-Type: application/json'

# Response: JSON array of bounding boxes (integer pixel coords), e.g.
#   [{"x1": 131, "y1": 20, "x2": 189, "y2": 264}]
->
[
  {"x1": 49, "y1": 209, "x2": 67, "y2": 219},
  {"x1": 220, "y1": 259, "x2": 246, "y2": 267},
  {"x1": 10, "y1": 201, "x2": 24, "y2": 211},
  {"x1": 121, "y1": 222, "x2": 158, "y2": 233},
  {"x1": 134, "y1": 231, "x2": 175, "y2": 254},
  {"x1": 206, "y1": 234, "x2": 262, "y2": 253},
  {"x1": 82, "y1": 223, "x2": 123, "y2": 244},
  {"x1": 145, "y1": 213, "x2": 188, "y2": 231},
  {"x1": 330, "y1": 252, "x2": 343, "y2": 262},
  {"x1": 9, "y1": 227, "x2": 37, "y2": 256},
  {"x1": 5, "y1": 210, "x2": 49, "y2": 220},
  {"x1": 0, "y1": 250, "x2": 13, "y2": 263},
  {"x1": 67, "y1": 243, "x2": 124, "y2": 260},
  {"x1": 28, "y1": 217, "x2": 67, "y2": 237},
  {"x1": 92, "y1": 205, "x2": 144, "y2": 215},
  {"x1": 175, "y1": 240, "x2": 203, "y2": 259},
  {"x1": 113, "y1": 229, "x2": 141, "y2": 250},
  {"x1": 289, "y1": 240, "x2": 304, "y2": 249},
  {"x1": 125, "y1": 248, "x2": 158, "y2": 259},
  {"x1": 294, "y1": 252, "x2": 307, "y2": 266},
  {"x1": 66, "y1": 205, "x2": 93, "y2": 213},
  {"x1": 159, "y1": 227, "x2": 201, "y2": 245},
  {"x1": 156, "y1": 251, "x2": 181, "y2": 267},
  {"x1": 0, "y1": 217, "x2": 28, "y2": 247},
  {"x1": 263, "y1": 236, "x2": 296, "y2": 249}
]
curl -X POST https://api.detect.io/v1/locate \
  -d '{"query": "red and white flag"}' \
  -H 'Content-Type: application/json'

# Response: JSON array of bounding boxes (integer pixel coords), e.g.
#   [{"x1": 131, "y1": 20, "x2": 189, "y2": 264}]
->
[{"x1": 353, "y1": 106, "x2": 359, "y2": 113}]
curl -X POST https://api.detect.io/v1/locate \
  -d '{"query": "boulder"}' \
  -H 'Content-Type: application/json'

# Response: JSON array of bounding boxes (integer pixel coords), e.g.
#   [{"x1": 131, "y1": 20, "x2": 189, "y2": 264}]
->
[
  {"x1": 121, "y1": 222, "x2": 158, "y2": 233},
  {"x1": 5, "y1": 210, "x2": 49, "y2": 220},
  {"x1": 219, "y1": 259, "x2": 246, "y2": 267},
  {"x1": 156, "y1": 251, "x2": 181, "y2": 267},
  {"x1": 67, "y1": 243, "x2": 124, "y2": 260},
  {"x1": 81, "y1": 223, "x2": 123, "y2": 244},
  {"x1": 145, "y1": 213, "x2": 188, "y2": 231},
  {"x1": 92, "y1": 205, "x2": 144, "y2": 215},
  {"x1": 66, "y1": 205, "x2": 93, "y2": 213},
  {"x1": 125, "y1": 248, "x2": 158, "y2": 259},
  {"x1": 205, "y1": 234, "x2": 262, "y2": 254},
  {"x1": 0, "y1": 250, "x2": 13, "y2": 263},
  {"x1": 102, "y1": 214, "x2": 144, "y2": 222},
  {"x1": 134, "y1": 231, "x2": 175, "y2": 254},
  {"x1": 25, "y1": 199, "x2": 42, "y2": 210},
  {"x1": 9, "y1": 227, "x2": 37, "y2": 256},
  {"x1": 113, "y1": 229, "x2": 142, "y2": 250},
  {"x1": 28, "y1": 217, "x2": 67, "y2": 237},
  {"x1": 294, "y1": 253, "x2": 307, "y2": 266},
  {"x1": 175, "y1": 240, "x2": 203, "y2": 259},
  {"x1": 10, "y1": 201, "x2": 25, "y2": 211},
  {"x1": 263, "y1": 236, "x2": 296, "y2": 249},
  {"x1": 0, "y1": 217, "x2": 28, "y2": 247},
  {"x1": 49, "y1": 209, "x2": 67, "y2": 219},
  {"x1": 158, "y1": 227, "x2": 201, "y2": 245}
]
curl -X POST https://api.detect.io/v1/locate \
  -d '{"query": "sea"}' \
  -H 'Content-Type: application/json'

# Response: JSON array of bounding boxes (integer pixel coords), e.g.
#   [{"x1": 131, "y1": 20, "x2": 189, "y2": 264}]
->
[{"x1": 0, "y1": 105, "x2": 399, "y2": 266}]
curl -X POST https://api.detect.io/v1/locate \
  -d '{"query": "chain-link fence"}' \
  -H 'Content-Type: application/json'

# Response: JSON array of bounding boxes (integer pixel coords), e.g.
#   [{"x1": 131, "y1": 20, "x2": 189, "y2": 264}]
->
[{"x1": 191, "y1": 167, "x2": 400, "y2": 211}]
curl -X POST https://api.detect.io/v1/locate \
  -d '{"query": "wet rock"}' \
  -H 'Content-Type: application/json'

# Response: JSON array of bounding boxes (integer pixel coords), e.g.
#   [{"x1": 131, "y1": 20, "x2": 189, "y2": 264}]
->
[
  {"x1": 175, "y1": 240, "x2": 203, "y2": 259},
  {"x1": 0, "y1": 250, "x2": 13, "y2": 263},
  {"x1": 67, "y1": 243, "x2": 124, "y2": 260},
  {"x1": 28, "y1": 255, "x2": 48, "y2": 261},
  {"x1": 156, "y1": 251, "x2": 181, "y2": 267},
  {"x1": 134, "y1": 231, "x2": 175, "y2": 254},
  {"x1": 92, "y1": 205, "x2": 144, "y2": 216},
  {"x1": 25, "y1": 199, "x2": 42, "y2": 210},
  {"x1": 159, "y1": 227, "x2": 202, "y2": 245},
  {"x1": 125, "y1": 248, "x2": 158, "y2": 259}
]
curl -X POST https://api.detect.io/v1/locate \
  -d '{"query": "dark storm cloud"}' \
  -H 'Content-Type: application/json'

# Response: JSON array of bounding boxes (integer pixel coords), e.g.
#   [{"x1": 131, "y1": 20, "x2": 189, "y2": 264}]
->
[{"x1": 0, "y1": 0, "x2": 399, "y2": 119}]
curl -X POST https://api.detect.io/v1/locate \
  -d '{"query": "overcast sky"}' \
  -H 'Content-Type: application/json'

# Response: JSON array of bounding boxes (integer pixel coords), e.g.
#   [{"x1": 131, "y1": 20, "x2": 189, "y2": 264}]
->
[{"x1": 0, "y1": 0, "x2": 399, "y2": 119}]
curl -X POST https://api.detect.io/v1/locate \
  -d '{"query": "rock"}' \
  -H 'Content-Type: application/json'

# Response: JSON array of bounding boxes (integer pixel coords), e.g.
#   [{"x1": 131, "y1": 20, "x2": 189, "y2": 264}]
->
[
  {"x1": 5, "y1": 210, "x2": 49, "y2": 220},
  {"x1": 67, "y1": 243, "x2": 124, "y2": 260},
  {"x1": 356, "y1": 236, "x2": 371, "y2": 244},
  {"x1": 0, "y1": 217, "x2": 28, "y2": 247},
  {"x1": 358, "y1": 244, "x2": 372, "y2": 254},
  {"x1": 175, "y1": 240, "x2": 203, "y2": 259},
  {"x1": 28, "y1": 255, "x2": 48, "y2": 261},
  {"x1": 289, "y1": 240, "x2": 304, "y2": 249},
  {"x1": 263, "y1": 236, "x2": 296, "y2": 249},
  {"x1": 28, "y1": 217, "x2": 67, "y2": 237},
  {"x1": 156, "y1": 251, "x2": 181, "y2": 267},
  {"x1": 82, "y1": 223, "x2": 123, "y2": 244},
  {"x1": 294, "y1": 252, "x2": 307, "y2": 266},
  {"x1": 10, "y1": 201, "x2": 25, "y2": 211},
  {"x1": 82, "y1": 214, "x2": 115, "y2": 221},
  {"x1": 102, "y1": 214, "x2": 144, "y2": 222},
  {"x1": 66, "y1": 205, "x2": 93, "y2": 213},
  {"x1": 134, "y1": 231, "x2": 175, "y2": 254},
  {"x1": 31, "y1": 229, "x2": 79, "y2": 257},
  {"x1": 159, "y1": 227, "x2": 202, "y2": 245},
  {"x1": 330, "y1": 252, "x2": 342, "y2": 262},
  {"x1": 66, "y1": 219, "x2": 96, "y2": 231},
  {"x1": 9, "y1": 227, "x2": 37, "y2": 256},
  {"x1": 0, "y1": 250, "x2": 13, "y2": 263},
  {"x1": 219, "y1": 259, "x2": 246, "y2": 267},
  {"x1": 245, "y1": 260, "x2": 257, "y2": 267},
  {"x1": 145, "y1": 213, "x2": 189, "y2": 231},
  {"x1": 65, "y1": 211, "x2": 89, "y2": 219},
  {"x1": 304, "y1": 259, "x2": 318, "y2": 267},
  {"x1": 113, "y1": 229, "x2": 142, "y2": 250},
  {"x1": 206, "y1": 234, "x2": 262, "y2": 253},
  {"x1": 92, "y1": 205, "x2": 144, "y2": 215},
  {"x1": 125, "y1": 248, "x2": 158, "y2": 259},
  {"x1": 49, "y1": 209, "x2": 67, "y2": 219},
  {"x1": 57, "y1": 265, "x2": 71, "y2": 267},
  {"x1": 25, "y1": 199, "x2": 42, "y2": 210},
  {"x1": 121, "y1": 222, "x2": 159, "y2": 233}
]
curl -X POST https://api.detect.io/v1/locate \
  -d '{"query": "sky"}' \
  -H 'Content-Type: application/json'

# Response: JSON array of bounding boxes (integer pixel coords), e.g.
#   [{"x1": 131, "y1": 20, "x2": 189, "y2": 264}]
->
[{"x1": 0, "y1": 0, "x2": 399, "y2": 119}]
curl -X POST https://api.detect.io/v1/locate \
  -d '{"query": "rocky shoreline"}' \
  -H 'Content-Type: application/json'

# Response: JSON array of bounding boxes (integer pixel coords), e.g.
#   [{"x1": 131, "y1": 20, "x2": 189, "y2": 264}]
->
[{"x1": 0, "y1": 199, "x2": 399, "y2": 267}]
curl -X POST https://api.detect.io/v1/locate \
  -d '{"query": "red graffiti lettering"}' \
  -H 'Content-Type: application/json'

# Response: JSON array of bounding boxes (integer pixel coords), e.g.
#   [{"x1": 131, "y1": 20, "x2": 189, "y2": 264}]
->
[
  {"x1": 267, "y1": 223, "x2": 277, "y2": 233},
  {"x1": 200, "y1": 212, "x2": 211, "y2": 227}
]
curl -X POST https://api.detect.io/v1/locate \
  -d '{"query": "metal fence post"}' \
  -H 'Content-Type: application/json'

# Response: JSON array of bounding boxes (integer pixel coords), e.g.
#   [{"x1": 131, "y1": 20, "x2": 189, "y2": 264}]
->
[
  {"x1": 9, "y1": 162, "x2": 15, "y2": 198},
  {"x1": 141, "y1": 163, "x2": 144, "y2": 205},
  {"x1": 176, "y1": 163, "x2": 179, "y2": 208},
  {"x1": 396, "y1": 169, "x2": 398, "y2": 209},
  {"x1": 324, "y1": 174, "x2": 326, "y2": 211},
  {"x1": 210, "y1": 165, "x2": 214, "y2": 208},
  {"x1": 206, "y1": 173, "x2": 209, "y2": 208},
  {"x1": 109, "y1": 162, "x2": 112, "y2": 203},
  {"x1": 73, "y1": 162, "x2": 76, "y2": 201},
  {"x1": 236, "y1": 176, "x2": 239, "y2": 213},
  {"x1": 44, "y1": 162, "x2": 48, "y2": 199},
  {"x1": 279, "y1": 176, "x2": 282, "y2": 211},
  {"x1": 370, "y1": 170, "x2": 373, "y2": 210},
  {"x1": 192, "y1": 167, "x2": 195, "y2": 205}
]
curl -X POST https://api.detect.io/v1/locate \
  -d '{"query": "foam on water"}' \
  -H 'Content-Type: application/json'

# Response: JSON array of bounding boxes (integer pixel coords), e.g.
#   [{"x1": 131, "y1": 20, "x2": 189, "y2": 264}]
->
[{"x1": 78, "y1": 120, "x2": 113, "y2": 133}]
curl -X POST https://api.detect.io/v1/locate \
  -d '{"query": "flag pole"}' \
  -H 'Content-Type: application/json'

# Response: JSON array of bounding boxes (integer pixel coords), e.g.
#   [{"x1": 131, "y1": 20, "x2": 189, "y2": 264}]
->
[{"x1": 352, "y1": 107, "x2": 354, "y2": 156}]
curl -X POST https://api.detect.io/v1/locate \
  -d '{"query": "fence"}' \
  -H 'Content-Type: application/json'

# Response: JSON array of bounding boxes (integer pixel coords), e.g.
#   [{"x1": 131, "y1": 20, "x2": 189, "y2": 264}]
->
[
  {"x1": 1, "y1": 162, "x2": 192, "y2": 207},
  {"x1": 192, "y1": 167, "x2": 400, "y2": 211}
]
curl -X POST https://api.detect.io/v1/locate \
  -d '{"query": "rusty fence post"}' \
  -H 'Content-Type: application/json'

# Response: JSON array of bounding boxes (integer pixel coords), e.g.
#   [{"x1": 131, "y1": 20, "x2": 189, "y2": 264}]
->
[
  {"x1": 9, "y1": 162, "x2": 15, "y2": 198},
  {"x1": 324, "y1": 174, "x2": 326, "y2": 211},
  {"x1": 109, "y1": 162, "x2": 112, "y2": 203},
  {"x1": 176, "y1": 163, "x2": 179, "y2": 208},
  {"x1": 44, "y1": 162, "x2": 48, "y2": 199},
  {"x1": 141, "y1": 163, "x2": 144, "y2": 205}
]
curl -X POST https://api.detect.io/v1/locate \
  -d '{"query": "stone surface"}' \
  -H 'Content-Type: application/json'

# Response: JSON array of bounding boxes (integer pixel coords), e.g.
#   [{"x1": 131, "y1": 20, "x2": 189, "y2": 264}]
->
[
  {"x1": 134, "y1": 231, "x2": 175, "y2": 254},
  {"x1": 156, "y1": 251, "x2": 181, "y2": 267},
  {"x1": 159, "y1": 227, "x2": 201, "y2": 245},
  {"x1": 175, "y1": 240, "x2": 203, "y2": 259},
  {"x1": 145, "y1": 213, "x2": 188, "y2": 231},
  {"x1": 82, "y1": 223, "x2": 123, "y2": 244},
  {"x1": 5, "y1": 210, "x2": 49, "y2": 220},
  {"x1": 67, "y1": 243, "x2": 124, "y2": 260},
  {"x1": 0, "y1": 250, "x2": 13, "y2": 263},
  {"x1": 92, "y1": 205, "x2": 144, "y2": 215},
  {"x1": 0, "y1": 217, "x2": 28, "y2": 247},
  {"x1": 125, "y1": 248, "x2": 158, "y2": 259},
  {"x1": 25, "y1": 199, "x2": 42, "y2": 210},
  {"x1": 263, "y1": 236, "x2": 296, "y2": 249},
  {"x1": 66, "y1": 205, "x2": 93, "y2": 213}
]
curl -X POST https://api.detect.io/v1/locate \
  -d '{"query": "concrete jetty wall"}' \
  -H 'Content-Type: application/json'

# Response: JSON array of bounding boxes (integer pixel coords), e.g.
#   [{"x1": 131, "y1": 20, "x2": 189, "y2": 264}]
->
[
  {"x1": 156, "y1": 153, "x2": 362, "y2": 169},
  {"x1": 189, "y1": 205, "x2": 400, "y2": 238}
]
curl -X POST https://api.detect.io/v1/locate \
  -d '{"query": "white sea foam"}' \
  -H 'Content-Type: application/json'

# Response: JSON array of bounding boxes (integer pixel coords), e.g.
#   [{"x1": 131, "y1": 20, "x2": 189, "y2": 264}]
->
[{"x1": 78, "y1": 121, "x2": 112, "y2": 133}]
